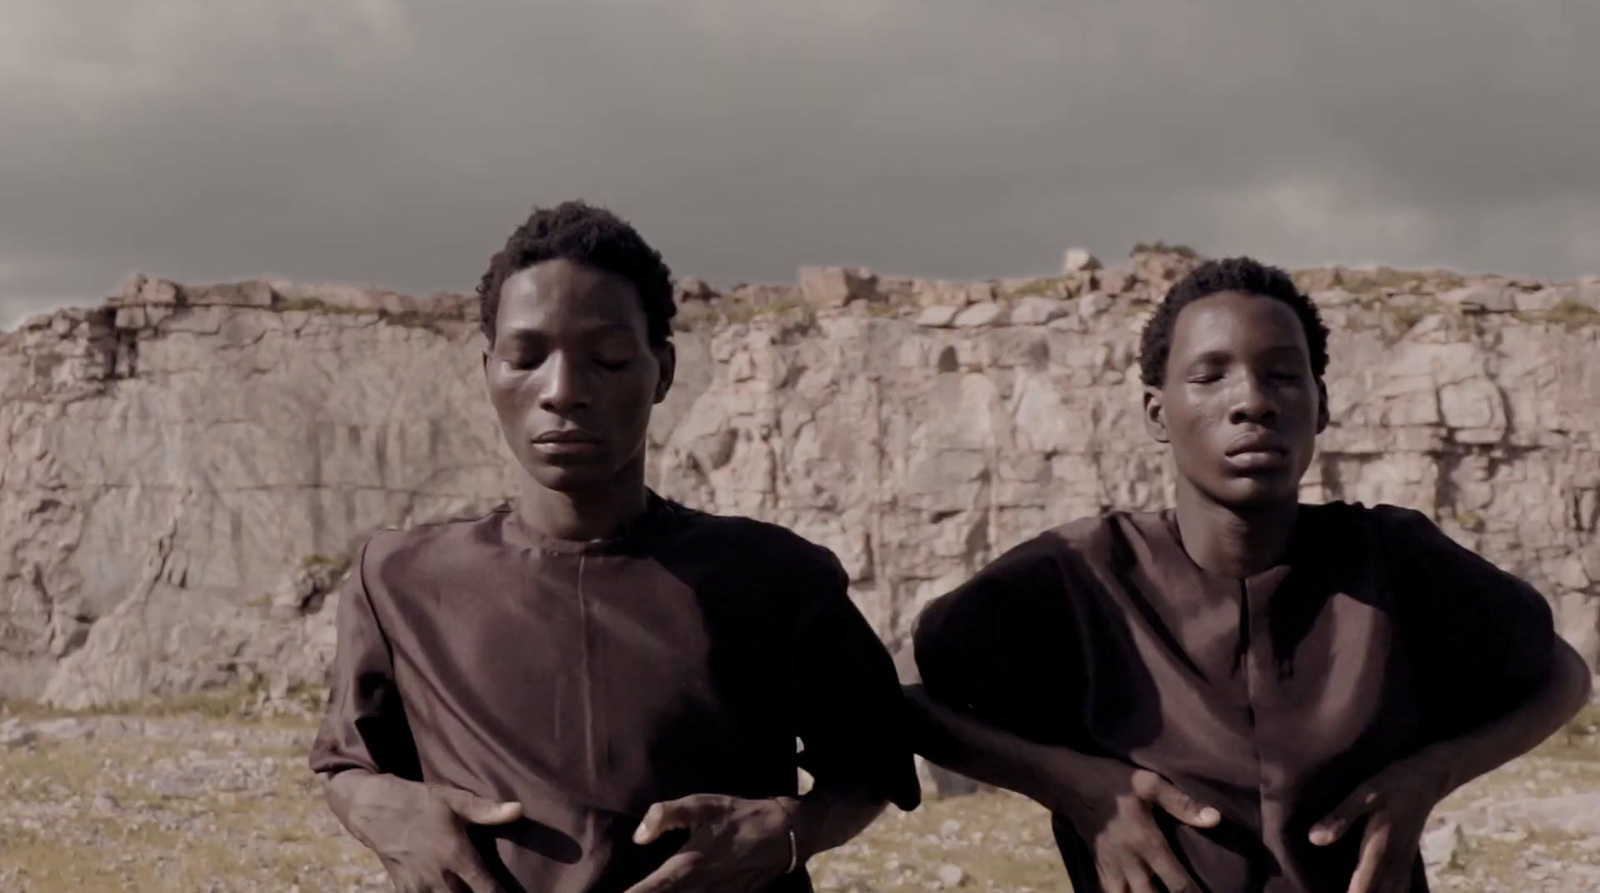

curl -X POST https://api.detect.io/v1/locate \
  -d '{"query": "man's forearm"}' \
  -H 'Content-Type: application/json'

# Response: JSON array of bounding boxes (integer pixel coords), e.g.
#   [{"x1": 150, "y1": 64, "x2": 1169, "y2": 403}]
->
[
  {"x1": 902, "y1": 684, "x2": 1085, "y2": 808},
  {"x1": 1424, "y1": 641, "x2": 1593, "y2": 796},
  {"x1": 776, "y1": 784, "x2": 887, "y2": 865}
]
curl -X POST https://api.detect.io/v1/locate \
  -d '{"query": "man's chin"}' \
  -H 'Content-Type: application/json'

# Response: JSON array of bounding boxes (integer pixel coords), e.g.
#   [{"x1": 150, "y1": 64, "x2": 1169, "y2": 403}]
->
[
  {"x1": 1209, "y1": 474, "x2": 1301, "y2": 510},
  {"x1": 526, "y1": 462, "x2": 617, "y2": 493}
]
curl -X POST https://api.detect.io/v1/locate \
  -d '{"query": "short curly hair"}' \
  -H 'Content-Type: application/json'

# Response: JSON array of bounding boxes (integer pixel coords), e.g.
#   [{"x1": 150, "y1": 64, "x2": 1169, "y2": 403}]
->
[
  {"x1": 476, "y1": 201, "x2": 676, "y2": 346},
  {"x1": 1138, "y1": 256, "x2": 1329, "y2": 387}
]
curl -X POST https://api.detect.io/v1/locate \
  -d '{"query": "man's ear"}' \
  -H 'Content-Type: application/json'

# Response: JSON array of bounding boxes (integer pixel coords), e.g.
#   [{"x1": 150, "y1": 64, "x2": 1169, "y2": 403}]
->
[
  {"x1": 1143, "y1": 385, "x2": 1170, "y2": 444},
  {"x1": 653, "y1": 341, "x2": 676, "y2": 404},
  {"x1": 1316, "y1": 378, "x2": 1330, "y2": 434}
]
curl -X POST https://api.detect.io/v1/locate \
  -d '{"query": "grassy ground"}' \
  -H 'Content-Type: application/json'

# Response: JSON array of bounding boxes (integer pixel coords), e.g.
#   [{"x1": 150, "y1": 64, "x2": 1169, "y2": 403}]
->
[{"x1": 2, "y1": 703, "x2": 1597, "y2": 892}]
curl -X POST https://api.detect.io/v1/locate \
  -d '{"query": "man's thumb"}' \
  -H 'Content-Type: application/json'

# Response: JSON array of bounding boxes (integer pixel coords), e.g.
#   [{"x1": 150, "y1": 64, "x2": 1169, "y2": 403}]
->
[
  {"x1": 1150, "y1": 782, "x2": 1221, "y2": 829},
  {"x1": 1309, "y1": 784, "x2": 1378, "y2": 846},
  {"x1": 436, "y1": 787, "x2": 523, "y2": 825}
]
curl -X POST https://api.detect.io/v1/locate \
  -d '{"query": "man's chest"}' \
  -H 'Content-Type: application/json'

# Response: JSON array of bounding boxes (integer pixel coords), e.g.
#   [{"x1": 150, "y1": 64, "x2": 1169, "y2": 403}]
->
[
  {"x1": 382, "y1": 560, "x2": 793, "y2": 807},
  {"x1": 1079, "y1": 563, "x2": 1423, "y2": 793}
]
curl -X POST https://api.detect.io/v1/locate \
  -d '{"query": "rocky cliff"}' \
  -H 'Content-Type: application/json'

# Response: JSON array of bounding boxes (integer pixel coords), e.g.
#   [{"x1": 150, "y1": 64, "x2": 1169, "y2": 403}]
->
[{"x1": 3, "y1": 246, "x2": 1598, "y2": 710}]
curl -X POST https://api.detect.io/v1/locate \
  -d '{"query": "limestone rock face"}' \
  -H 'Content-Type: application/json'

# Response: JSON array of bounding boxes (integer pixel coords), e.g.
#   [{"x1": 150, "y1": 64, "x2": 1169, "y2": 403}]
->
[{"x1": 3, "y1": 250, "x2": 1599, "y2": 709}]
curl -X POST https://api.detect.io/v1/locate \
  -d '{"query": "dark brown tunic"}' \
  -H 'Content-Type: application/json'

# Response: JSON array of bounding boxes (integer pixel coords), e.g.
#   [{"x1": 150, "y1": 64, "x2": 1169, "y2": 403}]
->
[
  {"x1": 309, "y1": 492, "x2": 920, "y2": 893},
  {"x1": 913, "y1": 501, "x2": 1557, "y2": 893}
]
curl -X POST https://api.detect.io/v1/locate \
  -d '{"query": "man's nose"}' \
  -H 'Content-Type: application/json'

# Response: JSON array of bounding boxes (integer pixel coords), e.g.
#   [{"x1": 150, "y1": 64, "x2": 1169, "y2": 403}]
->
[
  {"x1": 537, "y1": 354, "x2": 591, "y2": 413},
  {"x1": 1226, "y1": 375, "x2": 1278, "y2": 425}
]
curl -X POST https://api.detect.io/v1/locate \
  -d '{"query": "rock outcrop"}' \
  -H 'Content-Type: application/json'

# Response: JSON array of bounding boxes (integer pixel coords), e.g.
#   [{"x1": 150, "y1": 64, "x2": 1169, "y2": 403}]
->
[{"x1": 3, "y1": 247, "x2": 1599, "y2": 710}]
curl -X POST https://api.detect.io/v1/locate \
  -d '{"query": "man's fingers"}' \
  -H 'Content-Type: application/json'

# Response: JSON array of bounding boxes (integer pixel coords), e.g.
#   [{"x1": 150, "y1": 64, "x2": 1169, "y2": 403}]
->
[
  {"x1": 443, "y1": 864, "x2": 504, "y2": 893},
  {"x1": 1312, "y1": 784, "x2": 1380, "y2": 846},
  {"x1": 1143, "y1": 777, "x2": 1221, "y2": 829},
  {"x1": 1370, "y1": 843, "x2": 1419, "y2": 893},
  {"x1": 1144, "y1": 845, "x2": 1202, "y2": 893},
  {"x1": 1095, "y1": 861, "x2": 1122, "y2": 893},
  {"x1": 632, "y1": 795, "x2": 726, "y2": 845},
  {"x1": 1342, "y1": 820, "x2": 1391, "y2": 893},
  {"x1": 434, "y1": 787, "x2": 523, "y2": 826},
  {"x1": 442, "y1": 844, "x2": 508, "y2": 893},
  {"x1": 1124, "y1": 868, "x2": 1159, "y2": 893},
  {"x1": 620, "y1": 852, "x2": 700, "y2": 893}
]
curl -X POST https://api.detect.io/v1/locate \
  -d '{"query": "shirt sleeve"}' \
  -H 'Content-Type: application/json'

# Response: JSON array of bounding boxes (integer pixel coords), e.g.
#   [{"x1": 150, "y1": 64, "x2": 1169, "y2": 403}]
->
[
  {"x1": 786, "y1": 548, "x2": 922, "y2": 812},
  {"x1": 912, "y1": 534, "x2": 1078, "y2": 744},
  {"x1": 1380, "y1": 506, "x2": 1559, "y2": 742},
  {"x1": 307, "y1": 536, "x2": 423, "y2": 780}
]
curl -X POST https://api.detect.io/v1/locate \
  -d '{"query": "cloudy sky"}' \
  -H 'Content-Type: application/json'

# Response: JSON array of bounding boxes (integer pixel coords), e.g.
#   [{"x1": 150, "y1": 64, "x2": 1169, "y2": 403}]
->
[{"x1": 3, "y1": 1, "x2": 1598, "y2": 328}]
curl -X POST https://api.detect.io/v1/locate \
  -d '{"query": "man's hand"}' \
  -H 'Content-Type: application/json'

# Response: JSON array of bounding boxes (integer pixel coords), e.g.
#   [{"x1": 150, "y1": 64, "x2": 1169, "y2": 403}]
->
[
  {"x1": 325, "y1": 770, "x2": 522, "y2": 893},
  {"x1": 1043, "y1": 753, "x2": 1221, "y2": 893},
  {"x1": 623, "y1": 794, "x2": 796, "y2": 893},
  {"x1": 1309, "y1": 755, "x2": 1452, "y2": 893}
]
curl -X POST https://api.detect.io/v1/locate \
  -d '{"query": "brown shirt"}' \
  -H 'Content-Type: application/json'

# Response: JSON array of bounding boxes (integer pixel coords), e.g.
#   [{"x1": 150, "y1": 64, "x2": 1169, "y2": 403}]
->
[
  {"x1": 913, "y1": 501, "x2": 1557, "y2": 893},
  {"x1": 309, "y1": 492, "x2": 920, "y2": 893}
]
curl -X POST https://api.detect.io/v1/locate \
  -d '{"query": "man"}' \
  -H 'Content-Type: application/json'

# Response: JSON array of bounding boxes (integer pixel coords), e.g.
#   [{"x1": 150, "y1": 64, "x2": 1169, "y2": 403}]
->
[
  {"x1": 905, "y1": 257, "x2": 1592, "y2": 893},
  {"x1": 308, "y1": 201, "x2": 920, "y2": 893}
]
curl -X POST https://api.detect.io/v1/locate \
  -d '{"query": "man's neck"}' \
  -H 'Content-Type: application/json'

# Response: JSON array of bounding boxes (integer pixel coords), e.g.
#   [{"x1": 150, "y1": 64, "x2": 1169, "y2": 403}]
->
[
  {"x1": 515, "y1": 465, "x2": 650, "y2": 542},
  {"x1": 1172, "y1": 483, "x2": 1298, "y2": 579}
]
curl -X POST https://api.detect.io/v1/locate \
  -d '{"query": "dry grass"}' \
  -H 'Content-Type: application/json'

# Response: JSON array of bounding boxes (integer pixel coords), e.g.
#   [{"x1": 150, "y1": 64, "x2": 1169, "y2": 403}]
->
[{"x1": 2, "y1": 703, "x2": 1598, "y2": 892}]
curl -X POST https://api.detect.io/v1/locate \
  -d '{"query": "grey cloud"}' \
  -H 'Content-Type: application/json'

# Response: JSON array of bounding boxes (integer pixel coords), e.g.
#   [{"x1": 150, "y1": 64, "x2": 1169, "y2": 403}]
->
[{"x1": 3, "y1": 0, "x2": 1598, "y2": 329}]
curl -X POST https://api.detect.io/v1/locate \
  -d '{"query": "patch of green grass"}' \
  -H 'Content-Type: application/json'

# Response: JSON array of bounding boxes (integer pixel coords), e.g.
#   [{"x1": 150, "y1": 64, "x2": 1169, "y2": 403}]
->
[
  {"x1": 299, "y1": 552, "x2": 350, "y2": 572},
  {"x1": 1130, "y1": 241, "x2": 1199, "y2": 259},
  {"x1": 858, "y1": 299, "x2": 907, "y2": 318},
  {"x1": 1, "y1": 825, "x2": 169, "y2": 893},
  {"x1": 1388, "y1": 304, "x2": 1434, "y2": 332},
  {"x1": 715, "y1": 295, "x2": 815, "y2": 324},
  {"x1": 273, "y1": 297, "x2": 459, "y2": 333},
  {"x1": 380, "y1": 309, "x2": 453, "y2": 334},
  {"x1": 274, "y1": 296, "x2": 359, "y2": 315},
  {"x1": 1341, "y1": 266, "x2": 1433, "y2": 295},
  {"x1": 1539, "y1": 300, "x2": 1600, "y2": 330},
  {"x1": 1004, "y1": 277, "x2": 1063, "y2": 299},
  {"x1": 1, "y1": 680, "x2": 324, "y2": 725}
]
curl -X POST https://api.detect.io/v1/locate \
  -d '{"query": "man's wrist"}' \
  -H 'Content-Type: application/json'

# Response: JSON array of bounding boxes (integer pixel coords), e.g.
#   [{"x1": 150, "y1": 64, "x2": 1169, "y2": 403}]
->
[
  {"x1": 1407, "y1": 741, "x2": 1466, "y2": 802},
  {"x1": 769, "y1": 796, "x2": 805, "y2": 871},
  {"x1": 1021, "y1": 746, "x2": 1100, "y2": 815}
]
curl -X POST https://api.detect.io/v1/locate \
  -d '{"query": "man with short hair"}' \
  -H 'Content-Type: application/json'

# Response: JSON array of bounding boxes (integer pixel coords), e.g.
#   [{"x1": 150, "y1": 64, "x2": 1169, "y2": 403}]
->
[
  {"x1": 906, "y1": 257, "x2": 1592, "y2": 893},
  {"x1": 309, "y1": 201, "x2": 919, "y2": 893}
]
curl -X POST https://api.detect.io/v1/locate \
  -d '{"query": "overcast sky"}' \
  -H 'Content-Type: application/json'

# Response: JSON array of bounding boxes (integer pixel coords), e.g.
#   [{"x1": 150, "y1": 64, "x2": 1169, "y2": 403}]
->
[{"x1": 4, "y1": 1, "x2": 1598, "y2": 329}]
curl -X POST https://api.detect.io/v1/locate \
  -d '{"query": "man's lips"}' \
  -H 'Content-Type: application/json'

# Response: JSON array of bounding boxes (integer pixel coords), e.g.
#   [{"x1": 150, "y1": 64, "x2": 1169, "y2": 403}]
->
[
  {"x1": 1224, "y1": 433, "x2": 1288, "y2": 457},
  {"x1": 532, "y1": 430, "x2": 601, "y2": 444}
]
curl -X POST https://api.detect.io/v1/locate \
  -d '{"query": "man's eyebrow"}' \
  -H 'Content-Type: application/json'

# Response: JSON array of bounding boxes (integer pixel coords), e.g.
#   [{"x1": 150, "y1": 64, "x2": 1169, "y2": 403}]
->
[
  {"x1": 1186, "y1": 344, "x2": 1305, "y2": 364},
  {"x1": 1185, "y1": 349, "x2": 1233, "y2": 365}
]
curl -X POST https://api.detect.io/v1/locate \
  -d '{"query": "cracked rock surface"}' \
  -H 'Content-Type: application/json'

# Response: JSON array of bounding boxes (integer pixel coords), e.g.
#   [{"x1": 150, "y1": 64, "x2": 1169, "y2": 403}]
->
[{"x1": 2, "y1": 252, "x2": 1599, "y2": 711}]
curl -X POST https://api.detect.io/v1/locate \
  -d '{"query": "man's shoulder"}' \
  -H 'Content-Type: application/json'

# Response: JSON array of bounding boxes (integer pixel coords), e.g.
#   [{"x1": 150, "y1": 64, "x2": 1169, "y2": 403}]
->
[
  {"x1": 358, "y1": 504, "x2": 511, "y2": 572},
  {"x1": 665, "y1": 501, "x2": 844, "y2": 578},
  {"x1": 1297, "y1": 499, "x2": 1437, "y2": 541},
  {"x1": 1007, "y1": 509, "x2": 1154, "y2": 569},
  {"x1": 1055, "y1": 501, "x2": 1427, "y2": 553}
]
